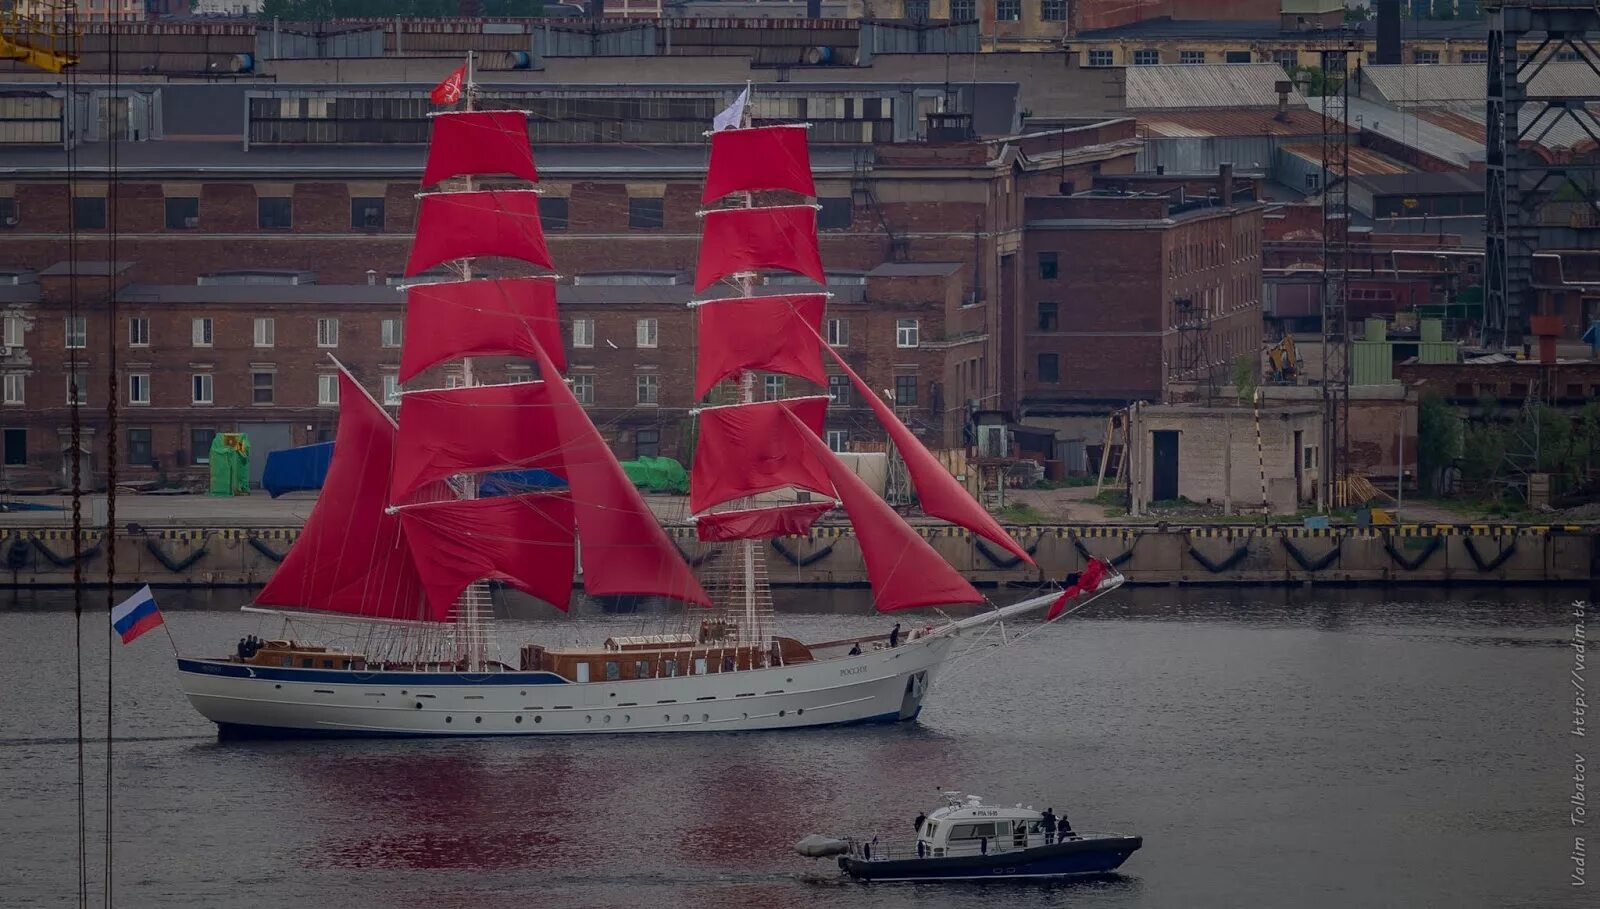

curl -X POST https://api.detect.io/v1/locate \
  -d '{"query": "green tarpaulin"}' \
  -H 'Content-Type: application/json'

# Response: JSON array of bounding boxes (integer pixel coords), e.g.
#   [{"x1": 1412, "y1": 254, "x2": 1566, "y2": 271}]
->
[
  {"x1": 620, "y1": 456, "x2": 688, "y2": 494},
  {"x1": 208, "y1": 432, "x2": 250, "y2": 496}
]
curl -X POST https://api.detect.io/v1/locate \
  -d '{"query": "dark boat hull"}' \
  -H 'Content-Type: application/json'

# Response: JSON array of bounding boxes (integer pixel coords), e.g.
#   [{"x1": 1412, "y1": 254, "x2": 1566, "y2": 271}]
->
[{"x1": 841, "y1": 836, "x2": 1142, "y2": 882}]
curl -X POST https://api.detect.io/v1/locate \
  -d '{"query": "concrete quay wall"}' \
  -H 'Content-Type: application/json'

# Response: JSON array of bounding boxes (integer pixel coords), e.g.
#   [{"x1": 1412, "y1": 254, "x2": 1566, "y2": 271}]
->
[{"x1": 3, "y1": 523, "x2": 1594, "y2": 590}]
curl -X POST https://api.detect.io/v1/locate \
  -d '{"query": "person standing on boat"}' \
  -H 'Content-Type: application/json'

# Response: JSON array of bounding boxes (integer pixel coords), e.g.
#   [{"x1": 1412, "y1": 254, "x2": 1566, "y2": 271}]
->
[
  {"x1": 1042, "y1": 808, "x2": 1058, "y2": 844},
  {"x1": 913, "y1": 811, "x2": 926, "y2": 833},
  {"x1": 1058, "y1": 811, "x2": 1073, "y2": 839},
  {"x1": 889, "y1": 623, "x2": 902, "y2": 647}
]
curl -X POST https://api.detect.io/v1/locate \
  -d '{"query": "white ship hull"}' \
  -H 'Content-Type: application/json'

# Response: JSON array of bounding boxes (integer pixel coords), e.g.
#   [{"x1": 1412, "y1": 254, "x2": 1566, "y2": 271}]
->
[{"x1": 176, "y1": 631, "x2": 960, "y2": 737}]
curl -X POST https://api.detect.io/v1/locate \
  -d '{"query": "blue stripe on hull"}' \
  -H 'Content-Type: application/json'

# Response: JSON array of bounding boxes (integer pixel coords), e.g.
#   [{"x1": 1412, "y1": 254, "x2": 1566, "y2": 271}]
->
[
  {"x1": 213, "y1": 709, "x2": 910, "y2": 740},
  {"x1": 178, "y1": 658, "x2": 569, "y2": 686},
  {"x1": 845, "y1": 840, "x2": 1141, "y2": 881}
]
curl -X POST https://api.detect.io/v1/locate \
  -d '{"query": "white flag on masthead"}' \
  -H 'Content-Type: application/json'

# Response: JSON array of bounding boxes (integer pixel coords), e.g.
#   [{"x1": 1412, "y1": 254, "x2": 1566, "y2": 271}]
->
[{"x1": 713, "y1": 87, "x2": 749, "y2": 132}]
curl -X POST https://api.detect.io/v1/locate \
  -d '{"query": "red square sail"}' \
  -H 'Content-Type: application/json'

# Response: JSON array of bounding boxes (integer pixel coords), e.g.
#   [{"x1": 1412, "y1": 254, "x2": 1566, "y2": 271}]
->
[
  {"x1": 390, "y1": 382, "x2": 566, "y2": 502},
  {"x1": 701, "y1": 125, "x2": 816, "y2": 205},
  {"x1": 695, "y1": 501, "x2": 834, "y2": 542},
  {"x1": 694, "y1": 293, "x2": 827, "y2": 398},
  {"x1": 694, "y1": 205, "x2": 825, "y2": 291},
  {"x1": 397, "y1": 493, "x2": 576, "y2": 614},
  {"x1": 405, "y1": 190, "x2": 552, "y2": 277},
  {"x1": 422, "y1": 111, "x2": 538, "y2": 187},
  {"x1": 689, "y1": 397, "x2": 833, "y2": 514},
  {"x1": 400, "y1": 277, "x2": 565, "y2": 383}
]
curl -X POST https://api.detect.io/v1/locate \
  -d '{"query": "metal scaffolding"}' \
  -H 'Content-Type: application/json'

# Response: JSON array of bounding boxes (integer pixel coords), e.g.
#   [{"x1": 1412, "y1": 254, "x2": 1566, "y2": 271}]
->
[{"x1": 1319, "y1": 32, "x2": 1356, "y2": 509}]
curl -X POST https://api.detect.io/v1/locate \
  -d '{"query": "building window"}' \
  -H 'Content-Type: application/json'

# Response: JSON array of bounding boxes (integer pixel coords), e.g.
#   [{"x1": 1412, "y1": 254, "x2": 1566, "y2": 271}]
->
[
  {"x1": 1179, "y1": 50, "x2": 1206, "y2": 65},
  {"x1": 540, "y1": 196, "x2": 569, "y2": 231},
  {"x1": 73, "y1": 197, "x2": 106, "y2": 230},
  {"x1": 896, "y1": 318, "x2": 920, "y2": 348},
  {"x1": 636, "y1": 373, "x2": 659, "y2": 405},
  {"x1": 0, "y1": 197, "x2": 15, "y2": 229},
  {"x1": 351, "y1": 197, "x2": 385, "y2": 230},
  {"x1": 65, "y1": 316, "x2": 86, "y2": 349},
  {"x1": 573, "y1": 318, "x2": 595, "y2": 348},
  {"x1": 317, "y1": 318, "x2": 339, "y2": 348},
  {"x1": 636, "y1": 318, "x2": 658, "y2": 349},
  {"x1": 1037, "y1": 301, "x2": 1059, "y2": 332},
  {"x1": 252, "y1": 371, "x2": 275, "y2": 405},
  {"x1": 995, "y1": 0, "x2": 1020, "y2": 21},
  {"x1": 66, "y1": 371, "x2": 86, "y2": 405},
  {"x1": 1414, "y1": 49, "x2": 1440, "y2": 65},
  {"x1": 2, "y1": 373, "x2": 23, "y2": 405},
  {"x1": 127, "y1": 317, "x2": 149, "y2": 347},
  {"x1": 635, "y1": 429, "x2": 660, "y2": 458},
  {"x1": 191, "y1": 373, "x2": 213, "y2": 405},
  {"x1": 1273, "y1": 50, "x2": 1297, "y2": 70},
  {"x1": 318, "y1": 374, "x2": 339, "y2": 406},
  {"x1": 1041, "y1": 0, "x2": 1066, "y2": 21},
  {"x1": 126, "y1": 429, "x2": 152, "y2": 468},
  {"x1": 165, "y1": 196, "x2": 199, "y2": 230},
  {"x1": 893, "y1": 375, "x2": 918, "y2": 407},
  {"x1": 826, "y1": 318, "x2": 849, "y2": 347},
  {"x1": 381, "y1": 318, "x2": 402, "y2": 348},
  {"x1": 2, "y1": 427, "x2": 24, "y2": 466},
  {"x1": 1086, "y1": 50, "x2": 1114, "y2": 67},
  {"x1": 253, "y1": 318, "x2": 275, "y2": 347},
  {"x1": 1037, "y1": 353, "x2": 1060, "y2": 383},
  {"x1": 3, "y1": 314, "x2": 21, "y2": 348},
  {"x1": 826, "y1": 430, "x2": 848, "y2": 452},
  {"x1": 383, "y1": 374, "x2": 401, "y2": 405},
  {"x1": 190, "y1": 428, "x2": 214, "y2": 465},
  {"x1": 128, "y1": 373, "x2": 150, "y2": 405},
  {"x1": 904, "y1": 0, "x2": 929, "y2": 20},
  {"x1": 763, "y1": 374, "x2": 786, "y2": 401},
  {"x1": 571, "y1": 373, "x2": 594, "y2": 405},
  {"x1": 1461, "y1": 50, "x2": 1489, "y2": 64},
  {"x1": 949, "y1": 0, "x2": 974, "y2": 19},
  {"x1": 817, "y1": 197, "x2": 853, "y2": 230},
  {"x1": 1225, "y1": 50, "x2": 1252, "y2": 63},
  {"x1": 628, "y1": 197, "x2": 664, "y2": 230},
  {"x1": 1038, "y1": 251, "x2": 1058, "y2": 280},
  {"x1": 828, "y1": 374, "x2": 851, "y2": 406},
  {"x1": 445, "y1": 373, "x2": 464, "y2": 389},
  {"x1": 258, "y1": 197, "x2": 292, "y2": 230},
  {"x1": 191, "y1": 317, "x2": 213, "y2": 347},
  {"x1": 1133, "y1": 49, "x2": 1160, "y2": 66}
]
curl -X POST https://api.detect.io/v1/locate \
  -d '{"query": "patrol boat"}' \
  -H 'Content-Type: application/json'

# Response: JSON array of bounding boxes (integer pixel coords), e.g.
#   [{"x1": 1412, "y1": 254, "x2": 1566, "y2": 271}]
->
[{"x1": 804, "y1": 793, "x2": 1142, "y2": 882}]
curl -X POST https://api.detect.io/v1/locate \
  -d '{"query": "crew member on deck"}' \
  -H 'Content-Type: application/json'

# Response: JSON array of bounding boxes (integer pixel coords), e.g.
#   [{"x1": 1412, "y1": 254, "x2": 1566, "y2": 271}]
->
[
  {"x1": 236, "y1": 637, "x2": 249, "y2": 660},
  {"x1": 849, "y1": 643, "x2": 862, "y2": 655},
  {"x1": 913, "y1": 811, "x2": 926, "y2": 833},
  {"x1": 1042, "y1": 808, "x2": 1058, "y2": 843},
  {"x1": 1058, "y1": 811, "x2": 1073, "y2": 838},
  {"x1": 889, "y1": 623, "x2": 902, "y2": 647}
]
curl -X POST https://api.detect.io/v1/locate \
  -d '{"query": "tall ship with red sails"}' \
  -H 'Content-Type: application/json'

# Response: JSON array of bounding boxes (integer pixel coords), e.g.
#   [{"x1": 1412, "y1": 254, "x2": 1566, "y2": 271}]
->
[{"x1": 175, "y1": 67, "x2": 1122, "y2": 737}]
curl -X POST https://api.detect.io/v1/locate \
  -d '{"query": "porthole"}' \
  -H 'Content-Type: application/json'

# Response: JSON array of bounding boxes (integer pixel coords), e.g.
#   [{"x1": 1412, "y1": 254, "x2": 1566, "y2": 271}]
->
[
  {"x1": 778, "y1": 710, "x2": 786, "y2": 718},
  {"x1": 401, "y1": 690, "x2": 408, "y2": 695},
  {"x1": 274, "y1": 684, "x2": 282, "y2": 689},
  {"x1": 520, "y1": 690, "x2": 527, "y2": 696},
  {"x1": 787, "y1": 678, "x2": 793, "y2": 683},
  {"x1": 534, "y1": 715, "x2": 543, "y2": 724},
  {"x1": 797, "y1": 708, "x2": 805, "y2": 715},
  {"x1": 683, "y1": 714, "x2": 690, "y2": 723},
  {"x1": 604, "y1": 715, "x2": 612, "y2": 724},
  {"x1": 585, "y1": 715, "x2": 592, "y2": 724},
  {"x1": 702, "y1": 713, "x2": 709, "y2": 722},
  {"x1": 625, "y1": 715, "x2": 631, "y2": 723},
  {"x1": 515, "y1": 715, "x2": 523, "y2": 724},
  {"x1": 474, "y1": 716, "x2": 482, "y2": 724},
  {"x1": 742, "y1": 712, "x2": 749, "y2": 720},
  {"x1": 445, "y1": 716, "x2": 453, "y2": 724},
  {"x1": 609, "y1": 692, "x2": 617, "y2": 698},
  {"x1": 664, "y1": 714, "x2": 671, "y2": 723},
  {"x1": 415, "y1": 702, "x2": 423, "y2": 710}
]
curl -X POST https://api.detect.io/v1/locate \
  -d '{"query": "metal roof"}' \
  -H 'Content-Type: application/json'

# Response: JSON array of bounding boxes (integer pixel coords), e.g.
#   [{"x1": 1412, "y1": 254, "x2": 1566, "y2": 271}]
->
[
  {"x1": 1357, "y1": 63, "x2": 1600, "y2": 106},
  {"x1": 1313, "y1": 96, "x2": 1484, "y2": 167},
  {"x1": 1279, "y1": 143, "x2": 1413, "y2": 176},
  {"x1": 1080, "y1": 17, "x2": 1490, "y2": 41},
  {"x1": 1124, "y1": 64, "x2": 1308, "y2": 111},
  {"x1": 1138, "y1": 108, "x2": 1330, "y2": 138}
]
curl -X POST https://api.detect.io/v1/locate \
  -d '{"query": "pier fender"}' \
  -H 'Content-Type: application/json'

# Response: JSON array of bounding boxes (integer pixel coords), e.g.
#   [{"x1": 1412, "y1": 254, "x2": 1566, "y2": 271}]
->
[
  {"x1": 1070, "y1": 534, "x2": 1138, "y2": 568},
  {"x1": 1383, "y1": 535, "x2": 1442, "y2": 571},
  {"x1": 246, "y1": 533, "x2": 290, "y2": 563},
  {"x1": 973, "y1": 534, "x2": 1041, "y2": 570},
  {"x1": 30, "y1": 535, "x2": 103, "y2": 567},
  {"x1": 1281, "y1": 535, "x2": 1341, "y2": 573},
  {"x1": 770, "y1": 538, "x2": 834, "y2": 568},
  {"x1": 1461, "y1": 535, "x2": 1517, "y2": 573},
  {"x1": 6, "y1": 538, "x2": 29, "y2": 571},
  {"x1": 144, "y1": 537, "x2": 209, "y2": 574},
  {"x1": 1184, "y1": 535, "x2": 1251, "y2": 574}
]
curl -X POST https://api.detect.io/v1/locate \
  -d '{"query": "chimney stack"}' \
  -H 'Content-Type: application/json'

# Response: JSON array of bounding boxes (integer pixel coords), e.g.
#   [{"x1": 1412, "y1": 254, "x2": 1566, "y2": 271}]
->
[
  {"x1": 1376, "y1": 0, "x2": 1402, "y2": 66},
  {"x1": 1219, "y1": 162, "x2": 1234, "y2": 208}
]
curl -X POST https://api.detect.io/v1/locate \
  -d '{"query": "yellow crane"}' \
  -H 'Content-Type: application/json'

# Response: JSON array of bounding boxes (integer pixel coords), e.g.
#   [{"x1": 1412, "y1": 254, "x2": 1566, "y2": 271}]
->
[
  {"x1": 1265, "y1": 335, "x2": 1300, "y2": 384},
  {"x1": 1, "y1": 2, "x2": 79, "y2": 74}
]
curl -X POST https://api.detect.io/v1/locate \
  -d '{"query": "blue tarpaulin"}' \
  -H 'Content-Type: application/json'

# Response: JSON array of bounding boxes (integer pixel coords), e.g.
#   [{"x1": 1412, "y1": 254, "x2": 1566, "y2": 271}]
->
[
  {"x1": 262, "y1": 442, "x2": 334, "y2": 498},
  {"x1": 479, "y1": 470, "x2": 567, "y2": 496}
]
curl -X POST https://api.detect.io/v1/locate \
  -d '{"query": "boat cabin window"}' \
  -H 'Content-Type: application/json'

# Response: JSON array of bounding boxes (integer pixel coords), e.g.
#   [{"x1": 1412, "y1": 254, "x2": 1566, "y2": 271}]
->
[
  {"x1": 301, "y1": 658, "x2": 314, "y2": 668},
  {"x1": 924, "y1": 821, "x2": 938, "y2": 837},
  {"x1": 664, "y1": 659, "x2": 678, "y2": 677},
  {"x1": 948, "y1": 822, "x2": 997, "y2": 840},
  {"x1": 605, "y1": 661, "x2": 621, "y2": 681},
  {"x1": 280, "y1": 656, "x2": 292, "y2": 667},
  {"x1": 694, "y1": 658, "x2": 707, "y2": 675},
  {"x1": 634, "y1": 660, "x2": 650, "y2": 679},
  {"x1": 321, "y1": 659, "x2": 334, "y2": 668},
  {"x1": 576, "y1": 662, "x2": 591, "y2": 683}
]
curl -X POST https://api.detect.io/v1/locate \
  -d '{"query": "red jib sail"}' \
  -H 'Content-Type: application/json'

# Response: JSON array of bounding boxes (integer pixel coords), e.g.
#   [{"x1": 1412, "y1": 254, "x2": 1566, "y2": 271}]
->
[
  {"x1": 821, "y1": 341, "x2": 1035, "y2": 567},
  {"x1": 405, "y1": 190, "x2": 552, "y2": 277},
  {"x1": 695, "y1": 501, "x2": 833, "y2": 542},
  {"x1": 421, "y1": 110, "x2": 539, "y2": 187},
  {"x1": 256, "y1": 369, "x2": 438, "y2": 621},
  {"x1": 693, "y1": 293, "x2": 827, "y2": 398},
  {"x1": 399, "y1": 277, "x2": 566, "y2": 383},
  {"x1": 397, "y1": 493, "x2": 576, "y2": 614},
  {"x1": 689, "y1": 397, "x2": 833, "y2": 514},
  {"x1": 390, "y1": 382, "x2": 566, "y2": 502},
  {"x1": 694, "y1": 205, "x2": 825, "y2": 291},
  {"x1": 783, "y1": 408, "x2": 984, "y2": 612},
  {"x1": 701, "y1": 125, "x2": 817, "y2": 205}
]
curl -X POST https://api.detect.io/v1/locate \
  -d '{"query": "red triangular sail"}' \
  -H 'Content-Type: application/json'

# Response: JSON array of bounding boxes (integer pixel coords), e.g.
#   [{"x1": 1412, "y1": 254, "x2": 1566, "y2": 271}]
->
[
  {"x1": 689, "y1": 397, "x2": 833, "y2": 514},
  {"x1": 702, "y1": 125, "x2": 817, "y2": 205},
  {"x1": 820, "y1": 341, "x2": 1035, "y2": 567},
  {"x1": 256, "y1": 370, "x2": 441, "y2": 621},
  {"x1": 405, "y1": 190, "x2": 552, "y2": 277},
  {"x1": 390, "y1": 382, "x2": 566, "y2": 502},
  {"x1": 694, "y1": 293, "x2": 827, "y2": 398},
  {"x1": 400, "y1": 278, "x2": 565, "y2": 383},
  {"x1": 694, "y1": 205, "x2": 825, "y2": 291},
  {"x1": 782, "y1": 409, "x2": 984, "y2": 612},
  {"x1": 422, "y1": 111, "x2": 538, "y2": 187},
  {"x1": 397, "y1": 492, "x2": 576, "y2": 614},
  {"x1": 695, "y1": 501, "x2": 833, "y2": 542}
]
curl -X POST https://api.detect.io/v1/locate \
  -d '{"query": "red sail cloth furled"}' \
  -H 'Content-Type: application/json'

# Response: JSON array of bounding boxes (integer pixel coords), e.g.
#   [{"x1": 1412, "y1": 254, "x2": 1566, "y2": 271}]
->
[
  {"x1": 695, "y1": 502, "x2": 833, "y2": 542},
  {"x1": 693, "y1": 293, "x2": 827, "y2": 398},
  {"x1": 694, "y1": 205, "x2": 825, "y2": 291},
  {"x1": 390, "y1": 382, "x2": 566, "y2": 502},
  {"x1": 421, "y1": 111, "x2": 539, "y2": 187},
  {"x1": 405, "y1": 190, "x2": 552, "y2": 277},
  {"x1": 701, "y1": 125, "x2": 816, "y2": 205},
  {"x1": 820, "y1": 341, "x2": 1036, "y2": 567},
  {"x1": 256, "y1": 370, "x2": 441, "y2": 621},
  {"x1": 527, "y1": 341, "x2": 713, "y2": 607},
  {"x1": 782, "y1": 408, "x2": 984, "y2": 612},
  {"x1": 397, "y1": 493, "x2": 576, "y2": 614},
  {"x1": 689, "y1": 397, "x2": 833, "y2": 514},
  {"x1": 400, "y1": 277, "x2": 565, "y2": 382}
]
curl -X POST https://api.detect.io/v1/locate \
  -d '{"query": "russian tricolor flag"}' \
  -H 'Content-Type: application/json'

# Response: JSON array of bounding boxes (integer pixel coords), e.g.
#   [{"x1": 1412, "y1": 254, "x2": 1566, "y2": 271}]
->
[{"x1": 111, "y1": 585, "x2": 163, "y2": 645}]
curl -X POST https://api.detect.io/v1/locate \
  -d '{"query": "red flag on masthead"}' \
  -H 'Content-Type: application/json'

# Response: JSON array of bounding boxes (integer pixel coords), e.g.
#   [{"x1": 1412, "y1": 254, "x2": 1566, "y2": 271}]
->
[
  {"x1": 431, "y1": 65, "x2": 467, "y2": 106},
  {"x1": 1047, "y1": 558, "x2": 1110, "y2": 620}
]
